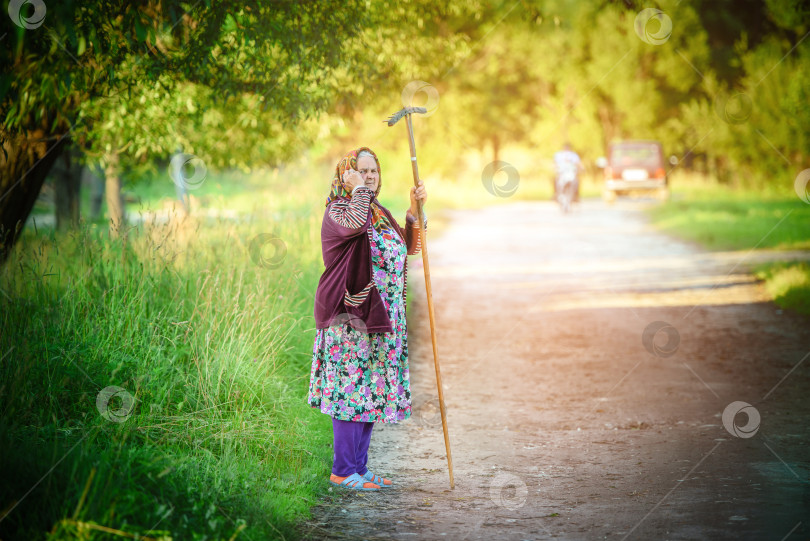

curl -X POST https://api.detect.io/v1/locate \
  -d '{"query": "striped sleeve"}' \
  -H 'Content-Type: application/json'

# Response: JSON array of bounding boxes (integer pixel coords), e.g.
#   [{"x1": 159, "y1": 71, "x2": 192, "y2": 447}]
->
[
  {"x1": 344, "y1": 282, "x2": 374, "y2": 307},
  {"x1": 342, "y1": 228, "x2": 375, "y2": 309},
  {"x1": 328, "y1": 187, "x2": 373, "y2": 229},
  {"x1": 405, "y1": 209, "x2": 427, "y2": 255}
]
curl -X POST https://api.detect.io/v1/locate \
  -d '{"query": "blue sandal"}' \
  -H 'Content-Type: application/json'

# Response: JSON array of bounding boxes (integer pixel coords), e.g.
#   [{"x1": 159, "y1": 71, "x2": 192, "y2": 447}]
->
[
  {"x1": 330, "y1": 473, "x2": 380, "y2": 491},
  {"x1": 362, "y1": 471, "x2": 393, "y2": 487}
]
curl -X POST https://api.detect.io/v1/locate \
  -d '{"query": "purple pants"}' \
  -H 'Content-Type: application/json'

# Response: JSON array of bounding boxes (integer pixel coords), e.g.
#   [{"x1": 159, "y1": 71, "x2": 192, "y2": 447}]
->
[{"x1": 332, "y1": 418, "x2": 374, "y2": 477}]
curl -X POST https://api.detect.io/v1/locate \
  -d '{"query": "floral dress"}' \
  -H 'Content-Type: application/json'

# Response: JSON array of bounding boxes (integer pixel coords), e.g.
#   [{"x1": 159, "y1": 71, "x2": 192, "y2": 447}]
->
[{"x1": 307, "y1": 225, "x2": 412, "y2": 423}]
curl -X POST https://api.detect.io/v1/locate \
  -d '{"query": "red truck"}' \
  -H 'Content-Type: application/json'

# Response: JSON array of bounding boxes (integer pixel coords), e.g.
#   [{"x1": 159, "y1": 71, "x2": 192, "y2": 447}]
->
[{"x1": 598, "y1": 140, "x2": 670, "y2": 202}]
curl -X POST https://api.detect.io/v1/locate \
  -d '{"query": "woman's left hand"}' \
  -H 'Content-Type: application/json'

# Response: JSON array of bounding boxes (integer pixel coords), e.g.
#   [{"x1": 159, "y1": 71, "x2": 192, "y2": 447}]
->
[{"x1": 409, "y1": 180, "x2": 427, "y2": 215}]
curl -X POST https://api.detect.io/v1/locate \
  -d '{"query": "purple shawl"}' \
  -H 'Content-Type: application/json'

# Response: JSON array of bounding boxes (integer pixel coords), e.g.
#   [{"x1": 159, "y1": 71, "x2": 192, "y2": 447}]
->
[{"x1": 313, "y1": 198, "x2": 420, "y2": 333}]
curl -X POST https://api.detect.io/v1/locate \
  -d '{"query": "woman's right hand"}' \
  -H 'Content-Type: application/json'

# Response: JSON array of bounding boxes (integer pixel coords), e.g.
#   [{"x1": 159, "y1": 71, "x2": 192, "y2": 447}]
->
[{"x1": 342, "y1": 168, "x2": 364, "y2": 193}]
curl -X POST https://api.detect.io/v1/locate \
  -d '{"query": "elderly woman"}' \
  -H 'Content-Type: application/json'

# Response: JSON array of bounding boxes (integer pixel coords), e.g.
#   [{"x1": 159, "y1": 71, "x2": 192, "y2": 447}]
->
[{"x1": 307, "y1": 147, "x2": 427, "y2": 491}]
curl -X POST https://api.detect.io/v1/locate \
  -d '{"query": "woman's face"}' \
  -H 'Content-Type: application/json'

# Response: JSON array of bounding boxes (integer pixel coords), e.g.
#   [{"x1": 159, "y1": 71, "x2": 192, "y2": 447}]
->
[{"x1": 356, "y1": 155, "x2": 380, "y2": 193}]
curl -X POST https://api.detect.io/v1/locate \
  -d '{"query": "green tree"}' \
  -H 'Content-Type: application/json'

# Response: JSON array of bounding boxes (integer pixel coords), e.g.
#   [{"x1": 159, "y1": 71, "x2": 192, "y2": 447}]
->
[
  {"x1": 672, "y1": 0, "x2": 809, "y2": 185},
  {"x1": 1, "y1": 0, "x2": 476, "y2": 255}
]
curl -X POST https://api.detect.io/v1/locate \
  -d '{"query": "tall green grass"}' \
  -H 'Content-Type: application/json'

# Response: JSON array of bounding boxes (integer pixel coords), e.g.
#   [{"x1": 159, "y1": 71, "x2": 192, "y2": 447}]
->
[{"x1": 0, "y1": 175, "x2": 335, "y2": 539}]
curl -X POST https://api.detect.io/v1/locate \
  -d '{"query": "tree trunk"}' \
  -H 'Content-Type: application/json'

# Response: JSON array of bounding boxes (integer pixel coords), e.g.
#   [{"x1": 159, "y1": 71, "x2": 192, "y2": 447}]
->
[
  {"x1": 104, "y1": 152, "x2": 125, "y2": 238},
  {"x1": 53, "y1": 146, "x2": 81, "y2": 231},
  {"x1": 492, "y1": 134, "x2": 500, "y2": 164},
  {"x1": 0, "y1": 129, "x2": 67, "y2": 263},
  {"x1": 85, "y1": 163, "x2": 105, "y2": 221}
]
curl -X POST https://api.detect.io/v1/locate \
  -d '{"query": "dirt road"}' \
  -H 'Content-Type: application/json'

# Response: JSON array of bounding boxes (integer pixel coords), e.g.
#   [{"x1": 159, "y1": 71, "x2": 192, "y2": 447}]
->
[{"x1": 307, "y1": 200, "x2": 810, "y2": 540}]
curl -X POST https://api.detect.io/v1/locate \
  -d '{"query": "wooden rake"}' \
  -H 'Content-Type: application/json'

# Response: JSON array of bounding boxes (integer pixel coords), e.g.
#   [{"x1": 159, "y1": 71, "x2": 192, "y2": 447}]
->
[{"x1": 385, "y1": 106, "x2": 454, "y2": 489}]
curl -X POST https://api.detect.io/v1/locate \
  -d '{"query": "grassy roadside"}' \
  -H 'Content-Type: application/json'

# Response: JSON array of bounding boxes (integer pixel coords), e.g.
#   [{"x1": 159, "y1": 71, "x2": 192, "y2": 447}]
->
[
  {"x1": 647, "y1": 175, "x2": 810, "y2": 315},
  {"x1": 1, "y1": 170, "x2": 337, "y2": 539}
]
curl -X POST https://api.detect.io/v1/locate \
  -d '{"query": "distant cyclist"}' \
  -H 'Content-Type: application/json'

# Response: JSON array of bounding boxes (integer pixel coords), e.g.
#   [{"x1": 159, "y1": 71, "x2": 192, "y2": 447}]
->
[{"x1": 553, "y1": 143, "x2": 582, "y2": 202}]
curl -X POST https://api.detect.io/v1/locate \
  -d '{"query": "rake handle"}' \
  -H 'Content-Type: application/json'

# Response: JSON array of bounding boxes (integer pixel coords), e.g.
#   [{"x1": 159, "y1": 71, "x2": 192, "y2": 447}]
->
[{"x1": 404, "y1": 113, "x2": 455, "y2": 490}]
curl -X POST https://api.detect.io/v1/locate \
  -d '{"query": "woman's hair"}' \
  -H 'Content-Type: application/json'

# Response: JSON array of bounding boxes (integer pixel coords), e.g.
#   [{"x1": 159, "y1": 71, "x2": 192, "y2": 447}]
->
[{"x1": 357, "y1": 150, "x2": 375, "y2": 161}]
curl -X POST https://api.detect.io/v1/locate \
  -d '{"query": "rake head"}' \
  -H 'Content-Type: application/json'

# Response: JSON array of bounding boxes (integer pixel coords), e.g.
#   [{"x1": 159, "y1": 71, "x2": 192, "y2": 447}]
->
[{"x1": 385, "y1": 107, "x2": 427, "y2": 126}]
